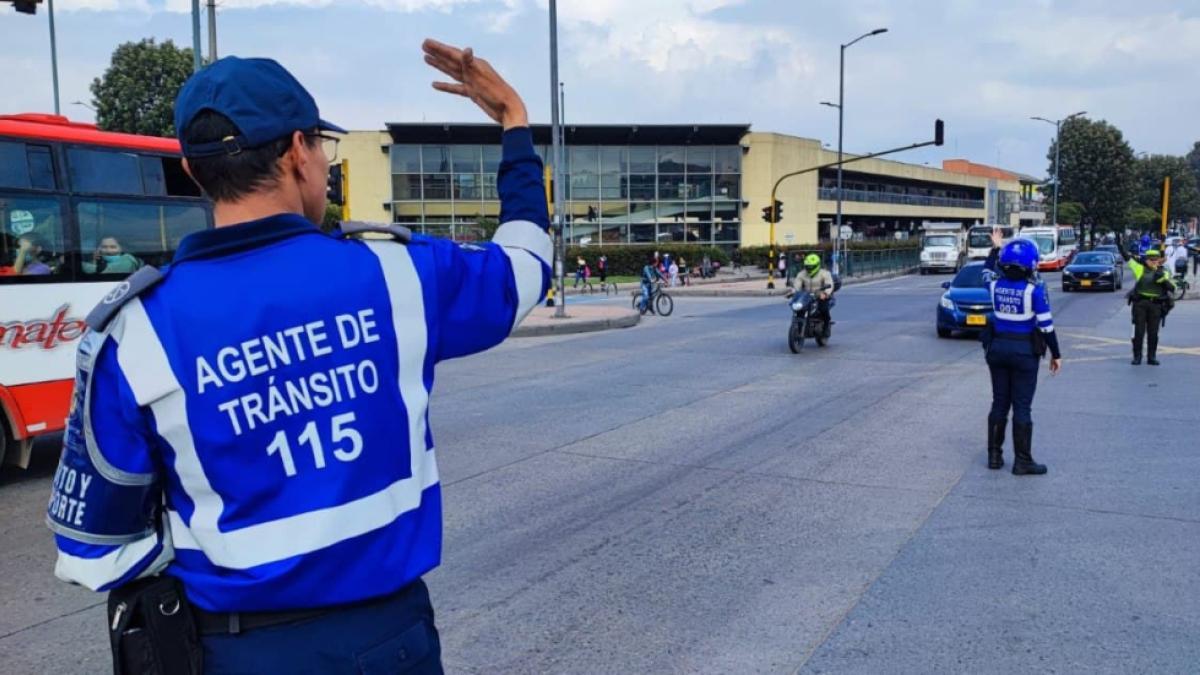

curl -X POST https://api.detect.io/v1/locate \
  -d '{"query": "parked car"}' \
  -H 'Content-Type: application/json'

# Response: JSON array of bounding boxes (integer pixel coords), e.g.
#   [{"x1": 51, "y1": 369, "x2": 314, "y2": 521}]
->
[
  {"x1": 1062, "y1": 251, "x2": 1123, "y2": 292},
  {"x1": 936, "y1": 262, "x2": 993, "y2": 338}
]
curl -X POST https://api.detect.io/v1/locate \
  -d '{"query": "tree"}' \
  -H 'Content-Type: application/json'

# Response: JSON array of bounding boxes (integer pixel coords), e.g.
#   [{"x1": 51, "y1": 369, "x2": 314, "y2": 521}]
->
[
  {"x1": 1133, "y1": 154, "x2": 1200, "y2": 223},
  {"x1": 1056, "y1": 201, "x2": 1083, "y2": 226},
  {"x1": 1047, "y1": 117, "x2": 1136, "y2": 242},
  {"x1": 90, "y1": 39, "x2": 194, "y2": 137},
  {"x1": 1127, "y1": 207, "x2": 1160, "y2": 231},
  {"x1": 475, "y1": 215, "x2": 500, "y2": 240},
  {"x1": 1186, "y1": 141, "x2": 1200, "y2": 182}
]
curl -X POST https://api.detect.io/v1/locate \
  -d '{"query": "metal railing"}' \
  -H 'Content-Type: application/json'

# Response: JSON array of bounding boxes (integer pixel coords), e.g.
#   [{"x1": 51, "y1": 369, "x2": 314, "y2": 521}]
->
[
  {"x1": 839, "y1": 247, "x2": 921, "y2": 277},
  {"x1": 818, "y1": 186, "x2": 984, "y2": 210}
]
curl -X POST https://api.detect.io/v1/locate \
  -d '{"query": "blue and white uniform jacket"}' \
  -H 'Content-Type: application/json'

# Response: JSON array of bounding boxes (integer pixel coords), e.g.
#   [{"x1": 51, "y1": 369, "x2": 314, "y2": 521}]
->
[
  {"x1": 982, "y1": 248, "x2": 1060, "y2": 359},
  {"x1": 47, "y1": 128, "x2": 552, "y2": 612}
]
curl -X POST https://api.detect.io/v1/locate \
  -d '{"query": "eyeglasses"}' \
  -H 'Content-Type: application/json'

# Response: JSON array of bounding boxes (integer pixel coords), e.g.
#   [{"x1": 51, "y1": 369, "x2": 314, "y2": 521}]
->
[{"x1": 307, "y1": 133, "x2": 340, "y2": 162}]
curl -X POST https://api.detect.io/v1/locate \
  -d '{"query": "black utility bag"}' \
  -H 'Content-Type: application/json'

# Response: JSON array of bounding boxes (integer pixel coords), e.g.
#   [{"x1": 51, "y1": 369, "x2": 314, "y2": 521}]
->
[{"x1": 107, "y1": 576, "x2": 204, "y2": 675}]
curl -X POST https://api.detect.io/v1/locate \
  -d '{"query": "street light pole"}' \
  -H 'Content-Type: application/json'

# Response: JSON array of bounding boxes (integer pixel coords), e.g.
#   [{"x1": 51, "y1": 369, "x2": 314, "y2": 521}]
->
[
  {"x1": 48, "y1": 0, "x2": 60, "y2": 114},
  {"x1": 833, "y1": 28, "x2": 886, "y2": 275},
  {"x1": 1031, "y1": 111, "x2": 1085, "y2": 231},
  {"x1": 206, "y1": 0, "x2": 218, "y2": 63},
  {"x1": 191, "y1": 0, "x2": 202, "y2": 72},
  {"x1": 549, "y1": 0, "x2": 567, "y2": 318}
]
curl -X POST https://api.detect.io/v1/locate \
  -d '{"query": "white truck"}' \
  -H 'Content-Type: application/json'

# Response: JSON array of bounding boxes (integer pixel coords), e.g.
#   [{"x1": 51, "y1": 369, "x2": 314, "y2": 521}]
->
[{"x1": 919, "y1": 222, "x2": 966, "y2": 274}]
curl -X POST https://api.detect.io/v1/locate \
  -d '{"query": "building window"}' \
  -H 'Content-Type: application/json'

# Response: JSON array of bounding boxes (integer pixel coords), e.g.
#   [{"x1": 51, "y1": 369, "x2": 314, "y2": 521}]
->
[
  {"x1": 390, "y1": 145, "x2": 421, "y2": 172},
  {"x1": 392, "y1": 174, "x2": 422, "y2": 200},
  {"x1": 423, "y1": 173, "x2": 450, "y2": 199},
  {"x1": 422, "y1": 145, "x2": 451, "y2": 173},
  {"x1": 657, "y1": 146, "x2": 686, "y2": 173}
]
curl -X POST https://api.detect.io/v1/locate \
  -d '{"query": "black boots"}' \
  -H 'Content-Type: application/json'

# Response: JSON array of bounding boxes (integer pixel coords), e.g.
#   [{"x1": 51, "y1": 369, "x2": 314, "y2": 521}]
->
[
  {"x1": 1132, "y1": 339, "x2": 1141, "y2": 365},
  {"x1": 1011, "y1": 422, "x2": 1047, "y2": 476},
  {"x1": 987, "y1": 417, "x2": 1006, "y2": 469}
]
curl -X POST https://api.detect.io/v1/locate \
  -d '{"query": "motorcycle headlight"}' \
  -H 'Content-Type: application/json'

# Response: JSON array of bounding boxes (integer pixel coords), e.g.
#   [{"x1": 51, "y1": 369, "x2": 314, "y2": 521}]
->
[{"x1": 940, "y1": 294, "x2": 955, "y2": 310}]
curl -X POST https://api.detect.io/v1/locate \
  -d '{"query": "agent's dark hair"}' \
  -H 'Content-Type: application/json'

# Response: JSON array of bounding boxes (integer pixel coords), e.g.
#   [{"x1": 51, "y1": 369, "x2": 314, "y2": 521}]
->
[
  {"x1": 1000, "y1": 263, "x2": 1031, "y2": 281},
  {"x1": 182, "y1": 111, "x2": 316, "y2": 202}
]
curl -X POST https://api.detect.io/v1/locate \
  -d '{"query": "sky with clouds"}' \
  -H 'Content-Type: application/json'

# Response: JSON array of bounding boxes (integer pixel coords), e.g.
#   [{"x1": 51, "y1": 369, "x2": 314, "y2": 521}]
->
[{"x1": 4, "y1": 0, "x2": 1198, "y2": 176}]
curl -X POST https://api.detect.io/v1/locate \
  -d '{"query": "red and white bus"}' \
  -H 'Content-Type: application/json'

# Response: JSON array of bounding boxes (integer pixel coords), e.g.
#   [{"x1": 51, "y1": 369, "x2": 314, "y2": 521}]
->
[
  {"x1": 0, "y1": 114, "x2": 213, "y2": 468},
  {"x1": 1018, "y1": 225, "x2": 1079, "y2": 271}
]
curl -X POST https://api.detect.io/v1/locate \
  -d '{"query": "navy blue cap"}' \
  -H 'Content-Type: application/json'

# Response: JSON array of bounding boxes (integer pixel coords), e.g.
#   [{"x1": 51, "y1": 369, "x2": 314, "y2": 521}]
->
[{"x1": 174, "y1": 56, "x2": 346, "y2": 158}]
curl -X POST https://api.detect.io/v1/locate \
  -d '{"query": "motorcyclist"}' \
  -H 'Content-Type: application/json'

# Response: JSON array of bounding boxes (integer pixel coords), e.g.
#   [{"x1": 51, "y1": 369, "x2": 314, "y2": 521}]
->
[{"x1": 790, "y1": 253, "x2": 835, "y2": 335}]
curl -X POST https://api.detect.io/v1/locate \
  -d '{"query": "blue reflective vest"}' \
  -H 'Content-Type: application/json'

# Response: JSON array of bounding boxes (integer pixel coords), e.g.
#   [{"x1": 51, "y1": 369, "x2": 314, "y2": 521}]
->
[
  {"x1": 48, "y1": 128, "x2": 552, "y2": 612},
  {"x1": 984, "y1": 249, "x2": 1054, "y2": 336}
]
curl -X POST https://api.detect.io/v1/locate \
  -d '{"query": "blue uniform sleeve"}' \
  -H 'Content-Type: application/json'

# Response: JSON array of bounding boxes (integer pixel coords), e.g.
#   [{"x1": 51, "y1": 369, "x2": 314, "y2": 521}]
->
[
  {"x1": 428, "y1": 127, "x2": 553, "y2": 361},
  {"x1": 1032, "y1": 284, "x2": 1062, "y2": 358},
  {"x1": 983, "y1": 246, "x2": 999, "y2": 272},
  {"x1": 47, "y1": 331, "x2": 172, "y2": 591}
]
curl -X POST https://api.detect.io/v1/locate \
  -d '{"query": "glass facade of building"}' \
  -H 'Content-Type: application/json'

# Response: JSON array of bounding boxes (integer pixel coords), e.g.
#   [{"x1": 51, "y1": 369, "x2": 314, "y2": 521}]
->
[{"x1": 388, "y1": 142, "x2": 742, "y2": 245}]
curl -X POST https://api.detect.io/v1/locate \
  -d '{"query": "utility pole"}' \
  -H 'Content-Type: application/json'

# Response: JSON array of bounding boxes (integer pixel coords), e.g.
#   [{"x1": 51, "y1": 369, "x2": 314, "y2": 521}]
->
[
  {"x1": 206, "y1": 0, "x2": 218, "y2": 63},
  {"x1": 47, "y1": 0, "x2": 60, "y2": 114},
  {"x1": 549, "y1": 0, "x2": 567, "y2": 318},
  {"x1": 191, "y1": 0, "x2": 202, "y2": 71}
]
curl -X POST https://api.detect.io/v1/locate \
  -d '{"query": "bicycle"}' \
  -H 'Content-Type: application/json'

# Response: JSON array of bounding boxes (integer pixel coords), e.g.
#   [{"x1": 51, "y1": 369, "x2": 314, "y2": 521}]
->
[
  {"x1": 1171, "y1": 272, "x2": 1189, "y2": 301},
  {"x1": 598, "y1": 280, "x2": 619, "y2": 296},
  {"x1": 632, "y1": 281, "x2": 674, "y2": 316}
]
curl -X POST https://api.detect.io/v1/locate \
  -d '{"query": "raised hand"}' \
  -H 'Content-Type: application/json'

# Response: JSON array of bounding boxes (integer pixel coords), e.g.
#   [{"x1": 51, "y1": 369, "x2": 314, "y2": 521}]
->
[
  {"x1": 423, "y1": 39, "x2": 528, "y2": 130},
  {"x1": 990, "y1": 226, "x2": 1004, "y2": 249}
]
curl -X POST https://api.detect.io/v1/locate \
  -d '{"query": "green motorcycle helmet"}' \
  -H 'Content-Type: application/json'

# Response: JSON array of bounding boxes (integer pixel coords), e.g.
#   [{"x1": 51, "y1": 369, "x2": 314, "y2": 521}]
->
[{"x1": 803, "y1": 253, "x2": 821, "y2": 275}]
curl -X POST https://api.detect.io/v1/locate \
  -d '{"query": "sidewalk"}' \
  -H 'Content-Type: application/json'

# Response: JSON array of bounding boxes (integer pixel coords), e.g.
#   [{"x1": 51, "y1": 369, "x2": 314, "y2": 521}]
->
[
  {"x1": 512, "y1": 303, "x2": 640, "y2": 337},
  {"x1": 560, "y1": 267, "x2": 761, "y2": 296}
]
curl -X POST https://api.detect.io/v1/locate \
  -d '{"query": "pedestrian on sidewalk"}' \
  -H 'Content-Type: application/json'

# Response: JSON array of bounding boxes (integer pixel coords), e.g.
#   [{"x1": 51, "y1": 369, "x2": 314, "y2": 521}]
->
[
  {"x1": 598, "y1": 254, "x2": 608, "y2": 286},
  {"x1": 668, "y1": 258, "x2": 679, "y2": 287},
  {"x1": 981, "y1": 227, "x2": 1062, "y2": 475},
  {"x1": 574, "y1": 255, "x2": 586, "y2": 288},
  {"x1": 46, "y1": 42, "x2": 551, "y2": 673},
  {"x1": 701, "y1": 254, "x2": 712, "y2": 279}
]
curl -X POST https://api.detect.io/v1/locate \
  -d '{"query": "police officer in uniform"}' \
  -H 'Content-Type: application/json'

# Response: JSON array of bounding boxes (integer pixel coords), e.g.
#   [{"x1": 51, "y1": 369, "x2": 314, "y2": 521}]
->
[
  {"x1": 46, "y1": 41, "x2": 550, "y2": 673},
  {"x1": 1117, "y1": 236, "x2": 1176, "y2": 365},
  {"x1": 982, "y1": 228, "x2": 1062, "y2": 475}
]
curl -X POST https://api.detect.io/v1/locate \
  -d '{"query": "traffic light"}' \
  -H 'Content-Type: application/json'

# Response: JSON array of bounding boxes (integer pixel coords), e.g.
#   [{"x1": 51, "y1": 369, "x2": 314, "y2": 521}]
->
[
  {"x1": 326, "y1": 163, "x2": 344, "y2": 206},
  {"x1": 761, "y1": 200, "x2": 784, "y2": 223},
  {"x1": 11, "y1": 1, "x2": 42, "y2": 14},
  {"x1": 934, "y1": 119, "x2": 944, "y2": 146}
]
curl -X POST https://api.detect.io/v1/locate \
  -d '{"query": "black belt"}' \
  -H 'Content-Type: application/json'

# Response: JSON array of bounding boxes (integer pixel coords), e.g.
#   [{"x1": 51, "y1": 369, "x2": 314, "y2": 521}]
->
[{"x1": 195, "y1": 581, "x2": 419, "y2": 636}]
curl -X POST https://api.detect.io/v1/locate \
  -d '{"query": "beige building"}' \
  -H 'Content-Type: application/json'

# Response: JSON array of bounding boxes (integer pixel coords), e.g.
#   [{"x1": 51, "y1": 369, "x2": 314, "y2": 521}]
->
[{"x1": 337, "y1": 123, "x2": 1023, "y2": 247}]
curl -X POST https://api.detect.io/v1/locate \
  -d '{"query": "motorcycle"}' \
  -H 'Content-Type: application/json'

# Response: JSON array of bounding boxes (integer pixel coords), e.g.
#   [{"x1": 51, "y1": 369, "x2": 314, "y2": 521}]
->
[{"x1": 787, "y1": 285, "x2": 833, "y2": 353}]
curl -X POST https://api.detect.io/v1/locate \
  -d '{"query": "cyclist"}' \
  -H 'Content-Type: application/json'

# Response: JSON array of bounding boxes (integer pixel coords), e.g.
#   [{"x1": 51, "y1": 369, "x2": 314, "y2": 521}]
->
[{"x1": 640, "y1": 252, "x2": 665, "y2": 313}]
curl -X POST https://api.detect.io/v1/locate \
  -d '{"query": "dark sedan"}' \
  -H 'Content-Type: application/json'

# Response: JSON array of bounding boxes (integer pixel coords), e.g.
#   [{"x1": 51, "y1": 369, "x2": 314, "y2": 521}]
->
[
  {"x1": 1062, "y1": 251, "x2": 1123, "y2": 292},
  {"x1": 936, "y1": 262, "x2": 993, "y2": 338}
]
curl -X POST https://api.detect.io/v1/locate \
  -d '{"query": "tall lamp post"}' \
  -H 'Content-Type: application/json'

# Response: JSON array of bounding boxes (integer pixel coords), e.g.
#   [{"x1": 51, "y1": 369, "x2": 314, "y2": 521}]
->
[
  {"x1": 831, "y1": 27, "x2": 887, "y2": 274},
  {"x1": 1031, "y1": 111, "x2": 1085, "y2": 230},
  {"x1": 549, "y1": 0, "x2": 567, "y2": 318}
]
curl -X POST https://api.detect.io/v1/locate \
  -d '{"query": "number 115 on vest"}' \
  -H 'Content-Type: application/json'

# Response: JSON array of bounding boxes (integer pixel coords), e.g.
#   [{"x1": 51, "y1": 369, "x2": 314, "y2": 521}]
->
[{"x1": 266, "y1": 412, "x2": 363, "y2": 477}]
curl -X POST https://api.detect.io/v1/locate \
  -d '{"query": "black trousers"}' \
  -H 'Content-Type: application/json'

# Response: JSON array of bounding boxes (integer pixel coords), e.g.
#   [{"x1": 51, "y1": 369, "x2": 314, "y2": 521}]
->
[
  {"x1": 201, "y1": 579, "x2": 442, "y2": 674},
  {"x1": 986, "y1": 347, "x2": 1040, "y2": 425},
  {"x1": 1132, "y1": 299, "x2": 1162, "y2": 359}
]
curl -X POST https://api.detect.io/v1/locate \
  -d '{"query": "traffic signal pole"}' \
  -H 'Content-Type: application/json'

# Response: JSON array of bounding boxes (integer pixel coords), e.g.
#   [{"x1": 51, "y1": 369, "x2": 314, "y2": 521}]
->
[{"x1": 766, "y1": 120, "x2": 944, "y2": 288}]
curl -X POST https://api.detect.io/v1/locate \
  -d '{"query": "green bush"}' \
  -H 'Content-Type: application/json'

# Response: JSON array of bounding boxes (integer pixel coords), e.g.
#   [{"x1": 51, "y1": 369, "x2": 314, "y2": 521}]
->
[
  {"x1": 739, "y1": 240, "x2": 919, "y2": 270},
  {"x1": 565, "y1": 244, "x2": 730, "y2": 276}
]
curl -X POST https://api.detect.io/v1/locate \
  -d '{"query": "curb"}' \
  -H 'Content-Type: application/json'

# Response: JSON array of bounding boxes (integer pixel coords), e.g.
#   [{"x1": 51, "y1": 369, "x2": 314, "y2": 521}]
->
[
  {"x1": 512, "y1": 310, "x2": 641, "y2": 337},
  {"x1": 662, "y1": 268, "x2": 918, "y2": 297}
]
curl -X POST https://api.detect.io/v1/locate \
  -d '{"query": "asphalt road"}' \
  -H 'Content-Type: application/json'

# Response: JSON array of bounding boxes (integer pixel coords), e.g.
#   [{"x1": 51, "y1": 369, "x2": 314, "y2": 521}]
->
[{"x1": 2, "y1": 271, "x2": 1198, "y2": 674}]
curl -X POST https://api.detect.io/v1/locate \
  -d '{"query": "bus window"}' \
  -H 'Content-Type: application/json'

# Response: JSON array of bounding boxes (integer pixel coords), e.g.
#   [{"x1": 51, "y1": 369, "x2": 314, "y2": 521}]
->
[
  {"x1": 0, "y1": 193, "x2": 67, "y2": 279},
  {"x1": 67, "y1": 147, "x2": 144, "y2": 195},
  {"x1": 76, "y1": 198, "x2": 209, "y2": 274},
  {"x1": 0, "y1": 141, "x2": 57, "y2": 191}
]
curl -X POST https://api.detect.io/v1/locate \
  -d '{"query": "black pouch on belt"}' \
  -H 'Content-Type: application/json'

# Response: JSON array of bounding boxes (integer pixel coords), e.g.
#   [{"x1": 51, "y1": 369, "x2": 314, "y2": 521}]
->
[
  {"x1": 1030, "y1": 329, "x2": 1047, "y2": 358},
  {"x1": 107, "y1": 576, "x2": 203, "y2": 675}
]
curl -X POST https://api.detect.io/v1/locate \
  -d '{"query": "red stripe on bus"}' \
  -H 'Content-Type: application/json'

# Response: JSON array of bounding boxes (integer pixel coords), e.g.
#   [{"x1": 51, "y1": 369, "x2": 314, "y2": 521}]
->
[
  {"x1": 0, "y1": 114, "x2": 180, "y2": 154},
  {"x1": 0, "y1": 380, "x2": 73, "y2": 440}
]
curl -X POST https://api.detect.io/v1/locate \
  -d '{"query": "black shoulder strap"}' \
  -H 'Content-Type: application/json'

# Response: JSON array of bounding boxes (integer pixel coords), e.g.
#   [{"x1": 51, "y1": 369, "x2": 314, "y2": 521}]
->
[
  {"x1": 338, "y1": 221, "x2": 412, "y2": 244},
  {"x1": 85, "y1": 266, "x2": 165, "y2": 332}
]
